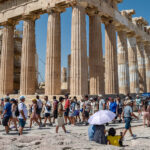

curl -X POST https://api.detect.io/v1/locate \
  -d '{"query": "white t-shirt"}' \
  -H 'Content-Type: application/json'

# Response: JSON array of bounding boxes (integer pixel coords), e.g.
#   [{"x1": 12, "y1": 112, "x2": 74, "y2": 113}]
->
[
  {"x1": 37, "y1": 99, "x2": 43, "y2": 108},
  {"x1": 44, "y1": 101, "x2": 51, "y2": 114},
  {"x1": 18, "y1": 102, "x2": 28, "y2": 119}
]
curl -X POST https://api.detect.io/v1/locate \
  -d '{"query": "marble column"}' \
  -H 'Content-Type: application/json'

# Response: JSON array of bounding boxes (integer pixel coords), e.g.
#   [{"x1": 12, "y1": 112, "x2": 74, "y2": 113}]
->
[
  {"x1": 45, "y1": 12, "x2": 61, "y2": 95},
  {"x1": 127, "y1": 37, "x2": 139, "y2": 93},
  {"x1": 89, "y1": 15, "x2": 104, "y2": 95},
  {"x1": 117, "y1": 31, "x2": 130, "y2": 94},
  {"x1": 0, "y1": 24, "x2": 14, "y2": 94},
  {"x1": 20, "y1": 18, "x2": 36, "y2": 95},
  {"x1": 105, "y1": 21, "x2": 118, "y2": 94},
  {"x1": 144, "y1": 44, "x2": 150, "y2": 92},
  {"x1": 67, "y1": 54, "x2": 71, "y2": 92},
  {"x1": 137, "y1": 42, "x2": 146, "y2": 93},
  {"x1": 70, "y1": 5, "x2": 88, "y2": 96}
]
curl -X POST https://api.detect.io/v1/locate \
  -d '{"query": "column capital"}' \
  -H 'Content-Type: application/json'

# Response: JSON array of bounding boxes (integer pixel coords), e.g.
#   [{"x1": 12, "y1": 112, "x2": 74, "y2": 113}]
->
[
  {"x1": 1, "y1": 19, "x2": 18, "y2": 27},
  {"x1": 47, "y1": 7, "x2": 65, "y2": 14},
  {"x1": 22, "y1": 14, "x2": 40, "y2": 21},
  {"x1": 121, "y1": 9, "x2": 135, "y2": 21}
]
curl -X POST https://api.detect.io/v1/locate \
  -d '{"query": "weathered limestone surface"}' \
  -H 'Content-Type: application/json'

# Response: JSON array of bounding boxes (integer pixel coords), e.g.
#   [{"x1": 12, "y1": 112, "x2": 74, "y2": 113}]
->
[
  {"x1": 136, "y1": 42, "x2": 146, "y2": 93},
  {"x1": 67, "y1": 54, "x2": 71, "y2": 92},
  {"x1": 144, "y1": 44, "x2": 150, "y2": 92},
  {"x1": 117, "y1": 31, "x2": 130, "y2": 94},
  {"x1": 20, "y1": 18, "x2": 36, "y2": 95},
  {"x1": 127, "y1": 37, "x2": 139, "y2": 93},
  {"x1": 0, "y1": 25, "x2": 14, "y2": 94},
  {"x1": 89, "y1": 15, "x2": 104, "y2": 95},
  {"x1": 105, "y1": 21, "x2": 118, "y2": 94},
  {"x1": 70, "y1": 5, "x2": 88, "y2": 96},
  {"x1": 45, "y1": 12, "x2": 61, "y2": 95}
]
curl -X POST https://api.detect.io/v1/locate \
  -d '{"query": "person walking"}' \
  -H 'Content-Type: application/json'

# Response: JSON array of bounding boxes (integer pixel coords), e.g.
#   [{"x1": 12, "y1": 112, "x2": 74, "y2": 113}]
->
[
  {"x1": 98, "y1": 95, "x2": 106, "y2": 111},
  {"x1": 0, "y1": 98, "x2": 4, "y2": 125},
  {"x1": 53, "y1": 96, "x2": 58, "y2": 124},
  {"x1": 122, "y1": 100, "x2": 138, "y2": 139},
  {"x1": 18, "y1": 96, "x2": 28, "y2": 135},
  {"x1": 56, "y1": 97, "x2": 66, "y2": 133},
  {"x1": 64, "y1": 94, "x2": 70, "y2": 124},
  {"x1": 36, "y1": 95, "x2": 43, "y2": 124},
  {"x1": 2, "y1": 97, "x2": 12, "y2": 134}
]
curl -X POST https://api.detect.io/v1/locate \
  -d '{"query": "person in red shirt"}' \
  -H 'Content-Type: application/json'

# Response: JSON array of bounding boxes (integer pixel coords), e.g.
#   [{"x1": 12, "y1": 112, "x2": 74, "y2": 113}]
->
[{"x1": 64, "y1": 94, "x2": 71, "y2": 124}]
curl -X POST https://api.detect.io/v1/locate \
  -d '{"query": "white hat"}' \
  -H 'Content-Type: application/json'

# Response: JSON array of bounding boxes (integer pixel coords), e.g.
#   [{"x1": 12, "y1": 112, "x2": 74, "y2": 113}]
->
[
  {"x1": 89, "y1": 97, "x2": 93, "y2": 101},
  {"x1": 98, "y1": 94, "x2": 103, "y2": 98}
]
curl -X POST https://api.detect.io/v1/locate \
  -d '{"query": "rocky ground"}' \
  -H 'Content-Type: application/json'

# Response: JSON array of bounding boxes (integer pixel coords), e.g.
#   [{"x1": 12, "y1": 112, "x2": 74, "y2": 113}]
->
[{"x1": 0, "y1": 116, "x2": 149, "y2": 150}]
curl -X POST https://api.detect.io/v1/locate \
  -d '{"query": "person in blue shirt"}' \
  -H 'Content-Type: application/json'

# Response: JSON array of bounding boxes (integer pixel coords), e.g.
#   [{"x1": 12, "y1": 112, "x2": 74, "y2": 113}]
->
[{"x1": 2, "y1": 97, "x2": 12, "y2": 134}]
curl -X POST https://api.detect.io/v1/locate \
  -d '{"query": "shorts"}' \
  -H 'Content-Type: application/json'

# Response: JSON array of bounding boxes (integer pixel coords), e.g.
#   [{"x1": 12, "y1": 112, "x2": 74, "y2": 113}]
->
[
  {"x1": 73, "y1": 110, "x2": 79, "y2": 116},
  {"x1": 84, "y1": 111, "x2": 89, "y2": 118},
  {"x1": 124, "y1": 117, "x2": 131, "y2": 129},
  {"x1": 57, "y1": 116, "x2": 64, "y2": 127},
  {"x1": 45, "y1": 113, "x2": 50, "y2": 118},
  {"x1": 37, "y1": 108, "x2": 42, "y2": 115},
  {"x1": 2, "y1": 116, "x2": 10, "y2": 126},
  {"x1": 118, "y1": 108, "x2": 122, "y2": 115},
  {"x1": 19, "y1": 119, "x2": 26, "y2": 128},
  {"x1": 64, "y1": 108, "x2": 69, "y2": 117},
  {"x1": 53, "y1": 110, "x2": 58, "y2": 119}
]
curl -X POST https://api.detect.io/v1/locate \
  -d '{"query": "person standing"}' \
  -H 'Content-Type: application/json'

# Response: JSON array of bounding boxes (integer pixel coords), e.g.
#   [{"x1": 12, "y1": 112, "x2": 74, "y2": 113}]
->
[
  {"x1": 18, "y1": 96, "x2": 28, "y2": 135},
  {"x1": 36, "y1": 95, "x2": 43, "y2": 124},
  {"x1": 122, "y1": 100, "x2": 138, "y2": 139},
  {"x1": 116, "y1": 97, "x2": 123, "y2": 123},
  {"x1": 98, "y1": 95, "x2": 106, "y2": 111},
  {"x1": 64, "y1": 94, "x2": 70, "y2": 124},
  {"x1": 43, "y1": 96, "x2": 52, "y2": 126},
  {"x1": 0, "y1": 98, "x2": 4, "y2": 125},
  {"x1": 2, "y1": 97, "x2": 12, "y2": 134},
  {"x1": 56, "y1": 97, "x2": 66, "y2": 133},
  {"x1": 53, "y1": 96, "x2": 58, "y2": 124},
  {"x1": 135, "y1": 95, "x2": 142, "y2": 117}
]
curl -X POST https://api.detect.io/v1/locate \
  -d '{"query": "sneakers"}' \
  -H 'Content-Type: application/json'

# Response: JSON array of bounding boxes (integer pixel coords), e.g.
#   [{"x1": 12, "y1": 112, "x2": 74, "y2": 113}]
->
[{"x1": 132, "y1": 134, "x2": 137, "y2": 139}]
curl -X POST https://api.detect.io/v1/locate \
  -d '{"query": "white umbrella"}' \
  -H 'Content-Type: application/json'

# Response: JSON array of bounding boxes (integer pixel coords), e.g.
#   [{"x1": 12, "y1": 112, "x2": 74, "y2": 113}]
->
[{"x1": 88, "y1": 110, "x2": 116, "y2": 125}]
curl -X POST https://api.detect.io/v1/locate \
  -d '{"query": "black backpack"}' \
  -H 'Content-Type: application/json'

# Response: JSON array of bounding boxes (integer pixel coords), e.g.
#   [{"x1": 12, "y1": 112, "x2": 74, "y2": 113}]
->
[{"x1": 15, "y1": 105, "x2": 19, "y2": 117}]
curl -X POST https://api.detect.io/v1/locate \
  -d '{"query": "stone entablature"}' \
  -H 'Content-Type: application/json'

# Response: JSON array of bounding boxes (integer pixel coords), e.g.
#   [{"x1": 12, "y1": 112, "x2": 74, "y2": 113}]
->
[{"x1": 0, "y1": 0, "x2": 150, "y2": 43}]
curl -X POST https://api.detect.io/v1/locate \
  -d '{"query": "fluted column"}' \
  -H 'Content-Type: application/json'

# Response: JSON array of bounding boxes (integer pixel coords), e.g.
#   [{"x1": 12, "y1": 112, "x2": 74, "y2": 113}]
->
[
  {"x1": 89, "y1": 15, "x2": 104, "y2": 95},
  {"x1": 144, "y1": 44, "x2": 150, "y2": 92},
  {"x1": 0, "y1": 24, "x2": 14, "y2": 94},
  {"x1": 20, "y1": 17, "x2": 36, "y2": 95},
  {"x1": 127, "y1": 37, "x2": 139, "y2": 93},
  {"x1": 45, "y1": 12, "x2": 61, "y2": 95},
  {"x1": 70, "y1": 5, "x2": 88, "y2": 96},
  {"x1": 105, "y1": 21, "x2": 118, "y2": 94},
  {"x1": 137, "y1": 41, "x2": 146, "y2": 93},
  {"x1": 117, "y1": 31, "x2": 130, "y2": 94},
  {"x1": 67, "y1": 54, "x2": 71, "y2": 92}
]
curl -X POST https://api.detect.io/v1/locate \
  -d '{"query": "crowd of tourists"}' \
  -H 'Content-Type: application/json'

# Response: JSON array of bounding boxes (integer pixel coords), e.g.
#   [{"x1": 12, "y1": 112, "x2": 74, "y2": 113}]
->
[{"x1": 0, "y1": 93, "x2": 150, "y2": 147}]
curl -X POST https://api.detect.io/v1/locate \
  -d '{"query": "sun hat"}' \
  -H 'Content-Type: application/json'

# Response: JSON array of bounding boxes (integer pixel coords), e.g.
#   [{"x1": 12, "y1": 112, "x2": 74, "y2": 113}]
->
[
  {"x1": 89, "y1": 97, "x2": 93, "y2": 101},
  {"x1": 125, "y1": 100, "x2": 132, "y2": 105},
  {"x1": 32, "y1": 99, "x2": 37, "y2": 103},
  {"x1": 98, "y1": 94, "x2": 103, "y2": 98}
]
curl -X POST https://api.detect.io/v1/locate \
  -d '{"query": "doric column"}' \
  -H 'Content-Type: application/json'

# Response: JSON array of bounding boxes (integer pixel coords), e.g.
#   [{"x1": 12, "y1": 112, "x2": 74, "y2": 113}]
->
[
  {"x1": 136, "y1": 41, "x2": 146, "y2": 93},
  {"x1": 104, "y1": 21, "x2": 118, "y2": 94},
  {"x1": 117, "y1": 30, "x2": 130, "y2": 94},
  {"x1": 127, "y1": 36, "x2": 139, "y2": 93},
  {"x1": 144, "y1": 44, "x2": 150, "y2": 92},
  {"x1": 20, "y1": 16, "x2": 36, "y2": 95},
  {"x1": 67, "y1": 54, "x2": 71, "y2": 92},
  {"x1": 45, "y1": 12, "x2": 61, "y2": 95},
  {"x1": 0, "y1": 23, "x2": 14, "y2": 94},
  {"x1": 70, "y1": 5, "x2": 88, "y2": 96},
  {"x1": 89, "y1": 15, "x2": 104, "y2": 95}
]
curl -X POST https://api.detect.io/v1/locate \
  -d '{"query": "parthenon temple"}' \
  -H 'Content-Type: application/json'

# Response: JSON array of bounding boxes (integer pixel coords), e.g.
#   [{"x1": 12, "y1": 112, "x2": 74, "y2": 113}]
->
[{"x1": 0, "y1": 0, "x2": 150, "y2": 97}]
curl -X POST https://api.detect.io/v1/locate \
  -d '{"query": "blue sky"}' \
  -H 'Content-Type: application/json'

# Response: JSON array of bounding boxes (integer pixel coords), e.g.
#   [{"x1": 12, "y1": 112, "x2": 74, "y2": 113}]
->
[{"x1": 16, "y1": 0, "x2": 150, "y2": 83}]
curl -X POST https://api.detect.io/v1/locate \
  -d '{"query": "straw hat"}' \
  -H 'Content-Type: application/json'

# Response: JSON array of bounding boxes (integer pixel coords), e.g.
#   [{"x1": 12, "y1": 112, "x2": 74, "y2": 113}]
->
[
  {"x1": 32, "y1": 99, "x2": 37, "y2": 103},
  {"x1": 124, "y1": 100, "x2": 132, "y2": 105}
]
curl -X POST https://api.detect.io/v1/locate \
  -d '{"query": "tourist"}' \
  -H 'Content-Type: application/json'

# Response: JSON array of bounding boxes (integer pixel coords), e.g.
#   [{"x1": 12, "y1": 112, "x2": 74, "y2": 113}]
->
[
  {"x1": 69, "y1": 98, "x2": 76, "y2": 125},
  {"x1": 98, "y1": 95, "x2": 106, "y2": 110},
  {"x1": 90, "y1": 97, "x2": 95, "y2": 115},
  {"x1": 10, "y1": 98, "x2": 18, "y2": 131},
  {"x1": 53, "y1": 96, "x2": 59, "y2": 124},
  {"x1": 83, "y1": 95, "x2": 91, "y2": 125},
  {"x1": 43, "y1": 96, "x2": 52, "y2": 126},
  {"x1": 143, "y1": 105, "x2": 150, "y2": 127},
  {"x1": 107, "y1": 128, "x2": 123, "y2": 147},
  {"x1": 74, "y1": 96, "x2": 81, "y2": 122},
  {"x1": 64, "y1": 94, "x2": 70, "y2": 124},
  {"x1": 88, "y1": 124, "x2": 96, "y2": 141},
  {"x1": 93, "y1": 97, "x2": 99, "y2": 113},
  {"x1": 135, "y1": 95, "x2": 142, "y2": 117},
  {"x1": 18, "y1": 96, "x2": 28, "y2": 135},
  {"x1": 116, "y1": 97, "x2": 123, "y2": 123},
  {"x1": 56, "y1": 97, "x2": 66, "y2": 133},
  {"x1": 93, "y1": 124, "x2": 107, "y2": 144},
  {"x1": 0, "y1": 98, "x2": 4, "y2": 125},
  {"x1": 122, "y1": 100, "x2": 138, "y2": 139},
  {"x1": 80, "y1": 97, "x2": 85, "y2": 123},
  {"x1": 36, "y1": 95, "x2": 43, "y2": 124},
  {"x1": 2, "y1": 97, "x2": 12, "y2": 134},
  {"x1": 29, "y1": 99, "x2": 41, "y2": 128}
]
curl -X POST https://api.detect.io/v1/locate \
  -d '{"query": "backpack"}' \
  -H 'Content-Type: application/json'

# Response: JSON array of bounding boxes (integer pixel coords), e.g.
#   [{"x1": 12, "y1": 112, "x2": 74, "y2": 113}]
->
[{"x1": 15, "y1": 105, "x2": 19, "y2": 117}]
